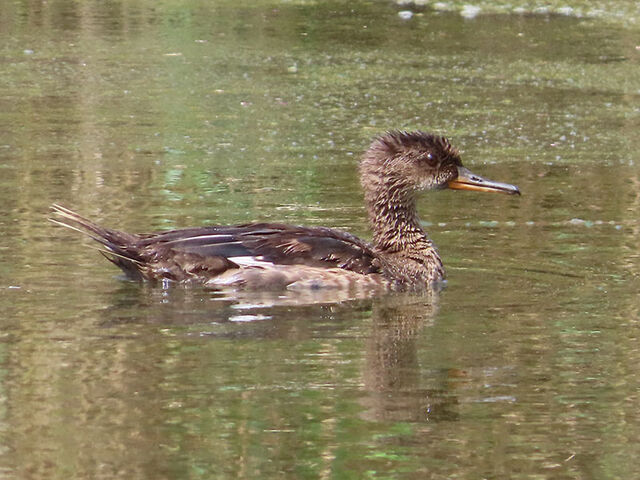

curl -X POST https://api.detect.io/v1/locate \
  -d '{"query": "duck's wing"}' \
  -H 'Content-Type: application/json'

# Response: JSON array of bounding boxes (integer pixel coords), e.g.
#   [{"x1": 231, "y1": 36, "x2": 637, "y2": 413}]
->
[
  {"x1": 51, "y1": 204, "x2": 382, "y2": 284},
  {"x1": 144, "y1": 223, "x2": 382, "y2": 275}
]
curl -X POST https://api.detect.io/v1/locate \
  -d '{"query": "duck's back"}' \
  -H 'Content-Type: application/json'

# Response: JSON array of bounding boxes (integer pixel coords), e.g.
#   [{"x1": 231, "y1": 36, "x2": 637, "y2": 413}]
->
[
  {"x1": 51, "y1": 205, "x2": 386, "y2": 289},
  {"x1": 135, "y1": 223, "x2": 386, "y2": 288}
]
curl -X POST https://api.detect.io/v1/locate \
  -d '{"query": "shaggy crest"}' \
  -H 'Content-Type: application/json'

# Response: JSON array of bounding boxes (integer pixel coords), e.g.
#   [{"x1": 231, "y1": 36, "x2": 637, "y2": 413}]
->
[{"x1": 371, "y1": 130, "x2": 459, "y2": 162}]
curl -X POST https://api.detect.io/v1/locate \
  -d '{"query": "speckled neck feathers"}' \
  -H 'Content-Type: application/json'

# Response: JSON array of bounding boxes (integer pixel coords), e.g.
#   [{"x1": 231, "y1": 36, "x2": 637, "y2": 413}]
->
[{"x1": 359, "y1": 131, "x2": 450, "y2": 283}]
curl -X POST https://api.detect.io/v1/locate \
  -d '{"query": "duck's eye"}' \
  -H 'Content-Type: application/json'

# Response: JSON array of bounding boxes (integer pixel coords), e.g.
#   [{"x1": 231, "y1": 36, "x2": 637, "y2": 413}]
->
[{"x1": 423, "y1": 152, "x2": 437, "y2": 167}]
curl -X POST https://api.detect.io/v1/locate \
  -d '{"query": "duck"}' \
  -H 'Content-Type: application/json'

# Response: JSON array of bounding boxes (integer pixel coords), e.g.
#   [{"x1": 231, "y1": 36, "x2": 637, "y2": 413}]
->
[{"x1": 51, "y1": 130, "x2": 520, "y2": 291}]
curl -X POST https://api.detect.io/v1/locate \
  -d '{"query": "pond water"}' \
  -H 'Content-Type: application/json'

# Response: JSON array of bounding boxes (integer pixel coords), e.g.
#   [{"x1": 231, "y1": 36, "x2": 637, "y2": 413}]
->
[{"x1": 1, "y1": 0, "x2": 640, "y2": 478}]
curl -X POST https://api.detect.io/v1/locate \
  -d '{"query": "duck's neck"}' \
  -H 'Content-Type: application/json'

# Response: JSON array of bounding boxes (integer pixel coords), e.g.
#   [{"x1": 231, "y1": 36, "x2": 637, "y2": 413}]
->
[{"x1": 365, "y1": 184, "x2": 434, "y2": 254}]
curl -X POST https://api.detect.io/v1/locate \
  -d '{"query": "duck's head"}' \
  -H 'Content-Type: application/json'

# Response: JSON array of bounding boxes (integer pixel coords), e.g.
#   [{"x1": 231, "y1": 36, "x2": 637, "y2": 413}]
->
[{"x1": 360, "y1": 130, "x2": 520, "y2": 197}]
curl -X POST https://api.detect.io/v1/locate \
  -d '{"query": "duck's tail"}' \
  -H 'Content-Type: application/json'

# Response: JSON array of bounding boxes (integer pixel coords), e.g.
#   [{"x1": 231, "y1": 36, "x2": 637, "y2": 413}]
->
[{"x1": 49, "y1": 204, "x2": 146, "y2": 279}]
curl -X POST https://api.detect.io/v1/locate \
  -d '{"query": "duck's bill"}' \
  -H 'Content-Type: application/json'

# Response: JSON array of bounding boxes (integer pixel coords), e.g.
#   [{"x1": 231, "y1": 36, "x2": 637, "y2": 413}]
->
[{"x1": 448, "y1": 166, "x2": 521, "y2": 195}]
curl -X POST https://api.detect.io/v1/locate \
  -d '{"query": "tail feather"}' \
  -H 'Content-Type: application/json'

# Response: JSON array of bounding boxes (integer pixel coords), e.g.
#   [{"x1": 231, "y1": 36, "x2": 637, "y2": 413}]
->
[
  {"x1": 50, "y1": 204, "x2": 146, "y2": 279},
  {"x1": 50, "y1": 203, "x2": 134, "y2": 246}
]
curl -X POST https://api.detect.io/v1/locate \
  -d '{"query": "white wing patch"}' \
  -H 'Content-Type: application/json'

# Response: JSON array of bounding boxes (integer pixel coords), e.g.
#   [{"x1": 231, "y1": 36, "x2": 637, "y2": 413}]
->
[
  {"x1": 228, "y1": 256, "x2": 274, "y2": 267},
  {"x1": 164, "y1": 234, "x2": 238, "y2": 245}
]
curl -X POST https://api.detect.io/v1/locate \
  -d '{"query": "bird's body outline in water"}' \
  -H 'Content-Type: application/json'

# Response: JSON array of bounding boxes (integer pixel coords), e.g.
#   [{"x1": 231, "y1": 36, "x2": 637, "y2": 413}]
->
[{"x1": 51, "y1": 131, "x2": 520, "y2": 291}]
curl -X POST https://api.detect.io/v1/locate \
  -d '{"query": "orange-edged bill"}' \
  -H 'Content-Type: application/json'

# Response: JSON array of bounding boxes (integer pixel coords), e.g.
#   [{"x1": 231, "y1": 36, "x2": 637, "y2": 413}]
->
[{"x1": 448, "y1": 166, "x2": 520, "y2": 195}]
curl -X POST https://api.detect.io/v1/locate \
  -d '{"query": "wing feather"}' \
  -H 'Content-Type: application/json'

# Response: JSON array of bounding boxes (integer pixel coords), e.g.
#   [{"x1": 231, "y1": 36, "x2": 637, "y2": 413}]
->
[{"x1": 145, "y1": 223, "x2": 381, "y2": 275}]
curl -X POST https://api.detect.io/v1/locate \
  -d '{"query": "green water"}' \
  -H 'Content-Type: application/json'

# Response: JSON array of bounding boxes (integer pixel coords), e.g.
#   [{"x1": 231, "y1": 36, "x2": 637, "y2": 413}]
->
[{"x1": 1, "y1": 0, "x2": 640, "y2": 478}]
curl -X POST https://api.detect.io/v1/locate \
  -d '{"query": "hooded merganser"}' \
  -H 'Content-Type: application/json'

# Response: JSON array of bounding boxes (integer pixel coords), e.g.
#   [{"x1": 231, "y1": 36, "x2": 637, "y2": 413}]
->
[{"x1": 51, "y1": 131, "x2": 519, "y2": 290}]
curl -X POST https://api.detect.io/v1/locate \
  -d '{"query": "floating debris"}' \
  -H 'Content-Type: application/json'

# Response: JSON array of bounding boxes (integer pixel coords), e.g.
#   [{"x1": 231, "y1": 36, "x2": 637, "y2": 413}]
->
[
  {"x1": 557, "y1": 6, "x2": 575, "y2": 16},
  {"x1": 478, "y1": 220, "x2": 499, "y2": 228},
  {"x1": 433, "y1": 2, "x2": 453, "y2": 11},
  {"x1": 568, "y1": 218, "x2": 593, "y2": 227},
  {"x1": 229, "y1": 314, "x2": 272, "y2": 322},
  {"x1": 460, "y1": 5, "x2": 481, "y2": 19},
  {"x1": 395, "y1": 0, "x2": 429, "y2": 5}
]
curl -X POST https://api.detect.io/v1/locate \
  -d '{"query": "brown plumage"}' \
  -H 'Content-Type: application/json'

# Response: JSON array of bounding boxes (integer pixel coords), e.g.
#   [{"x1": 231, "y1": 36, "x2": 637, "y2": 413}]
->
[{"x1": 51, "y1": 131, "x2": 520, "y2": 291}]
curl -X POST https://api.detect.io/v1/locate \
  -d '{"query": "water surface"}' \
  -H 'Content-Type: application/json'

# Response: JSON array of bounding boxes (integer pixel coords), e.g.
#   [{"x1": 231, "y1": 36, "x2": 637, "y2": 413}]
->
[{"x1": 1, "y1": 0, "x2": 640, "y2": 478}]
